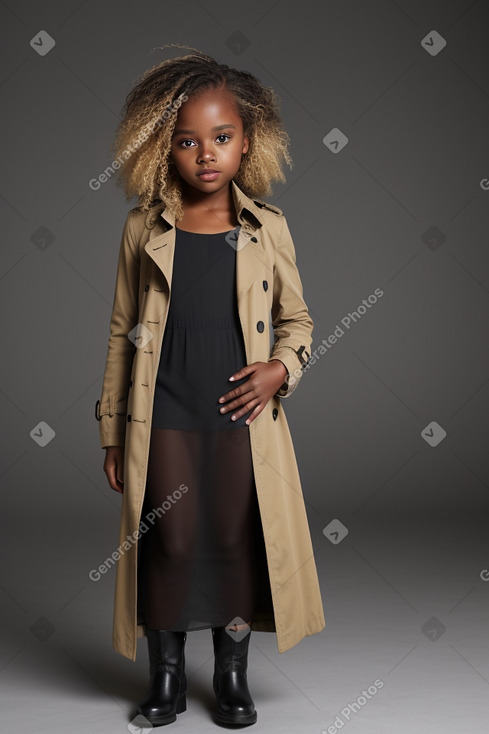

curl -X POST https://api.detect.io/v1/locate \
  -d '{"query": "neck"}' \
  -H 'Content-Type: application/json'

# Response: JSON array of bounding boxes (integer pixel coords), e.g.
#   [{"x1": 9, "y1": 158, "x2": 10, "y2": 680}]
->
[{"x1": 181, "y1": 181, "x2": 233, "y2": 212}]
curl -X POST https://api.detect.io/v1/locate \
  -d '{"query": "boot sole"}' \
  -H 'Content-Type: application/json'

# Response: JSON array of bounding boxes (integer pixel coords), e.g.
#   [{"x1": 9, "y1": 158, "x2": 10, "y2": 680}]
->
[
  {"x1": 213, "y1": 708, "x2": 257, "y2": 726},
  {"x1": 138, "y1": 691, "x2": 186, "y2": 726}
]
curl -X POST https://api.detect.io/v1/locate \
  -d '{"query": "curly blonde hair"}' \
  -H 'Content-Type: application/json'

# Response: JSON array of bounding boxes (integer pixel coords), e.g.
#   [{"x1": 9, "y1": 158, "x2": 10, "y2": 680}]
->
[{"x1": 110, "y1": 44, "x2": 293, "y2": 220}]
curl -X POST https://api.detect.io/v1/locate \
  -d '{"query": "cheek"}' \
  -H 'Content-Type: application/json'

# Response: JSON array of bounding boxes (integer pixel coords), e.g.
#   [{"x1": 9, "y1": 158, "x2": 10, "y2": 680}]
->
[
  {"x1": 170, "y1": 148, "x2": 190, "y2": 171},
  {"x1": 227, "y1": 141, "x2": 245, "y2": 159}
]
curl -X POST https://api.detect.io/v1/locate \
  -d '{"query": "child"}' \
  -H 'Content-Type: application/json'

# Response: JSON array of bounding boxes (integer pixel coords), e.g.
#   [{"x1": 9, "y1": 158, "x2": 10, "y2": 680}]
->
[{"x1": 96, "y1": 45, "x2": 325, "y2": 728}]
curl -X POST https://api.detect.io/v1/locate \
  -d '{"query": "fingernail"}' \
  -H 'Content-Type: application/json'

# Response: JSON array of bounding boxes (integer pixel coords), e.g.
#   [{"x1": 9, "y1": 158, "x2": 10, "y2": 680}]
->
[{"x1": 229, "y1": 376, "x2": 234, "y2": 381}]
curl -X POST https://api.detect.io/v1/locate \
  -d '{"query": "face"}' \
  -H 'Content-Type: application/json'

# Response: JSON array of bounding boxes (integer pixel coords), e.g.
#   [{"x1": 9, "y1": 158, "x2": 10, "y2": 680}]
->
[{"x1": 169, "y1": 86, "x2": 249, "y2": 200}]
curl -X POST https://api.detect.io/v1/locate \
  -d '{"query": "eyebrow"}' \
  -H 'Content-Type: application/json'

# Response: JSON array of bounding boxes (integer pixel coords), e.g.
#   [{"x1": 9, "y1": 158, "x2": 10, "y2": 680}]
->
[{"x1": 173, "y1": 124, "x2": 237, "y2": 135}]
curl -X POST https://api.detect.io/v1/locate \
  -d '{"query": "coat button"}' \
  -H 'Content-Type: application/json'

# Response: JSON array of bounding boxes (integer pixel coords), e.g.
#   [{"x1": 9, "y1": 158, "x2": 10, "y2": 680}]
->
[
  {"x1": 127, "y1": 415, "x2": 131, "y2": 422},
  {"x1": 144, "y1": 284, "x2": 149, "y2": 292},
  {"x1": 250, "y1": 236, "x2": 258, "y2": 243},
  {"x1": 263, "y1": 280, "x2": 268, "y2": 291},
  {"x1": 272, "y1": 407, "x2": 278, "y2": 420},
  {"x1": 256, "y1": 320, "x2": 264, "y2": 333}
]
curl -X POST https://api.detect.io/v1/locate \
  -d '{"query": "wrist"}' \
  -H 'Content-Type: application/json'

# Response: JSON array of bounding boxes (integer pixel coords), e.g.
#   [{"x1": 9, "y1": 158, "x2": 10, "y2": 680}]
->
[
  {"x1": 269, "y1": 359, "x2": 287, "y2": 374},
  {"x1": 269, "y1": 359, "x2": 288, "y2": 389}
]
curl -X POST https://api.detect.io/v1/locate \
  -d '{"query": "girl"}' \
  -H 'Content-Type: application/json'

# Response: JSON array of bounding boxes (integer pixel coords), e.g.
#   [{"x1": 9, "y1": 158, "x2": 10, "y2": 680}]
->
[{"x1": 96, "y1": 45, "x2": 325, "y2": 728}]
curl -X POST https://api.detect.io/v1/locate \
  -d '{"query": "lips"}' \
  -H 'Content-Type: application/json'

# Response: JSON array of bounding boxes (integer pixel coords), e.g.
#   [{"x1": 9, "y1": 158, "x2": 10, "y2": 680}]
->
[{"x1": 197, "y1": 169, "x2": 220, "y2": 176}]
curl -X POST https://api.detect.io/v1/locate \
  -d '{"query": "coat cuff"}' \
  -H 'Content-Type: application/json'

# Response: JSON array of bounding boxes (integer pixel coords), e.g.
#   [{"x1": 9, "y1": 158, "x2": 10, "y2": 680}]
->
[
  {"x1": 99, "y1": 430, "x2": 126, "y2": 449},
  {"x1": 95, "y1": 397, "x2": 127, "y2": 449},
  {"x1": 268, "y1": 345, "x2": 309, "y2": 399}
]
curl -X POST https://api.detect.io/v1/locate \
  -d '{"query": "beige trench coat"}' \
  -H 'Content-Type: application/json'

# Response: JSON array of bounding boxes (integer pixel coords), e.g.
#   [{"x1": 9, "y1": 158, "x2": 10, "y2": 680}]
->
[{"x1": 95, "y1": 179, "x2": 325, "y2": 661}]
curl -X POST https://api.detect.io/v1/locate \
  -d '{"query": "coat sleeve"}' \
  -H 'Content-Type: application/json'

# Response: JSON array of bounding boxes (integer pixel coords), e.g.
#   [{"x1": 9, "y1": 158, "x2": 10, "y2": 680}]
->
[
  {"x1": 95, "y1": 210, "x2": 140, "y2": 448},
  {"x1": 267, "y1": 214, "x2": 314, "y2": 399}
]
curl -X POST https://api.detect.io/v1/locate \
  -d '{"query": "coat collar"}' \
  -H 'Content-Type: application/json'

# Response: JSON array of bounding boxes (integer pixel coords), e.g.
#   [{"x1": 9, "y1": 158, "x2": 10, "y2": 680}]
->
[
  {"x1": 144, "y1": 179, "x2": 267, "y2": 232},
  {"x1": 142, "y1": 180, "x2": 270, "y2": 304}
]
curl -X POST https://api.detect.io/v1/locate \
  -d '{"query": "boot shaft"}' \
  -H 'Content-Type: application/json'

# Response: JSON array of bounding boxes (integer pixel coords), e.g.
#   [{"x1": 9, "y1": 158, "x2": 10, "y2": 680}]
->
[
  {"x1": 212, "y1": 626, "x2": 251, "y2": 673},
  {"x1": 146, "y1": 628, "x2": 187, "y2": 675}
]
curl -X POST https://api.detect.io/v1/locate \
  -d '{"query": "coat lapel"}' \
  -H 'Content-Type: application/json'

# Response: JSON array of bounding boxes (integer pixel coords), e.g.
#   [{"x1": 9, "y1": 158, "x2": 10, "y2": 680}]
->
[{"x1": 143, "y1": 180, "x2": 267, "y2": 309}]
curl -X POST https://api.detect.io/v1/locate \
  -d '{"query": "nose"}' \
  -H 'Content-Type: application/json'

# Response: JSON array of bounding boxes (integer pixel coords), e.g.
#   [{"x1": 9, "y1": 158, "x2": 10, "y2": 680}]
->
[{"x1": 197, "y1": 142, "x2": 216, "y2": 164}]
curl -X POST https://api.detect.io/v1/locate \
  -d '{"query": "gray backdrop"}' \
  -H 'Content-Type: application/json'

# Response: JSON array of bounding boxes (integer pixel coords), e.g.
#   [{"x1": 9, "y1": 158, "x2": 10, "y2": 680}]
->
[{"x1": 1, "y1": 1, "x2": 488, "y2": 732}]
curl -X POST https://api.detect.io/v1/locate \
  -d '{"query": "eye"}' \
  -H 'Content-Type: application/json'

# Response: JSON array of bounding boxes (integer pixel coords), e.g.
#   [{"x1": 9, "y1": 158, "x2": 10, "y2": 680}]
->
[{"x1": 176, "y1": 133, "x2": 231, "y2": 148}]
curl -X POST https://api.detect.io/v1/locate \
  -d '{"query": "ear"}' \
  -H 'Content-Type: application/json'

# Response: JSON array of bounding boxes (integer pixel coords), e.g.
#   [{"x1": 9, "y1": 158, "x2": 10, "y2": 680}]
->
[{"x1": 242, "y1": 136, "x2": 250, "y2": 155}]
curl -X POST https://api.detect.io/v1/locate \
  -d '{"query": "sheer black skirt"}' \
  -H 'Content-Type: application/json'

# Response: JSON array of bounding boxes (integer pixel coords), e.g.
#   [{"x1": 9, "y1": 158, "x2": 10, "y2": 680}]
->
[
  {"x1": 137, "y1": 425, "x2": 272, "y2": 631},
  {"x1": 136, "y1": 227, "x2": 274, "y2": 632}
]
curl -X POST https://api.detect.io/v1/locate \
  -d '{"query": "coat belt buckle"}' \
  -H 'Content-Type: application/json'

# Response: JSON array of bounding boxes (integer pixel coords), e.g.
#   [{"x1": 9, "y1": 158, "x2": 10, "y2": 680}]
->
[{"x1": 95, "y1": 399, "x2": 102, "y2": 421}]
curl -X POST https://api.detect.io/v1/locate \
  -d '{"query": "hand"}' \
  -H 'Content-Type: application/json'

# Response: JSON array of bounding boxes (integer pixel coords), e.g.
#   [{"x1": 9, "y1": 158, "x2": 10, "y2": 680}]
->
[
  {"x1": 103, "y1": 446, "x2": 125, "y2": 494},
  {"x1": 217, "y1": 360, "x2": 287, "y2": 425}
]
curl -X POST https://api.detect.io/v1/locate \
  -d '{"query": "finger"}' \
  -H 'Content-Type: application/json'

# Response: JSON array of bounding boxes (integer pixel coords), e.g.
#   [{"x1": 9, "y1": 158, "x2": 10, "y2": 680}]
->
[
  {"x1": 218, "y1": 385, "x2": 245, "y2": 405},
  {"x1": 115, "y1": 464, "x2": 124, "y2": 492},
  {"x1": 227, "y1": 362, "x2": 255, "y2": 383},
  {"x1": 115, "y1": 453, "x2": 124, "y2": 484},
  {"x1": 245, "y1": 403, "x2": 263, "y2": 425},
  {"x1": 106, "y1": 463, "x2": 123, "y2": 494},
  {"x1": 112, "y1": 475, "x2": 123, "y2": 494},
  {"x1": 219, "y1": 390, "x2": 249, "y2": 413},
  {"x1": 229, "y1": 397, "x2": 261, "y2": 422},
  {"x1": 219, "y1": 378, "x2": 259, "y2": 405}
]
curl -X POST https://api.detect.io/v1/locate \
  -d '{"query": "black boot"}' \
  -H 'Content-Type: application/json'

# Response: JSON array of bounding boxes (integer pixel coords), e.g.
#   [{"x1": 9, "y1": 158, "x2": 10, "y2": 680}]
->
[
  {"x1": 136, "y1": 628, "x2": 187, "y2": 726},
  {"x1": 211, "y1": 625, "x2": 257, "y2": 726}
]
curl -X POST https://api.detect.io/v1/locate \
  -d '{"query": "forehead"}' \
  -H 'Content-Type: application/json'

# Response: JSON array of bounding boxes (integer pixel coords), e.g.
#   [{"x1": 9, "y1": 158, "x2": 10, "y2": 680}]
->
[{"x1": 175, "y1": 87, "x2": 241, "y2": 124}]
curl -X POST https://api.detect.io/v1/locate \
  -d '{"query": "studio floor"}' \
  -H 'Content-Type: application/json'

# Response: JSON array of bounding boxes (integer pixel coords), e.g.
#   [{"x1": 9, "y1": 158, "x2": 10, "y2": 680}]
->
[{"x1": 2, "y1": 515, "x2": 489, "y2": 733}]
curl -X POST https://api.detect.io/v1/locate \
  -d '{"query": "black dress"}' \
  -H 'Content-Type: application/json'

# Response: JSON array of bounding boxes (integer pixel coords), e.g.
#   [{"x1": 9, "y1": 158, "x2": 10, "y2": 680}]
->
[{"x1": 137, "y1": 226, "x2": 274, "y2": 632}]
